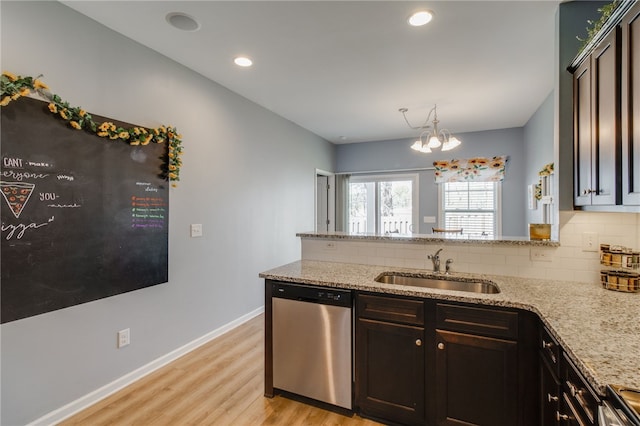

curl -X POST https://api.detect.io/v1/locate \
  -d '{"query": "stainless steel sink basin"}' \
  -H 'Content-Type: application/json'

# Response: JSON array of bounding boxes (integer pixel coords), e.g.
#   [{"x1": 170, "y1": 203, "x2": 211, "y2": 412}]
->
[{"x1": 375, "y1": 273, "x2": 500, "y2": 294}]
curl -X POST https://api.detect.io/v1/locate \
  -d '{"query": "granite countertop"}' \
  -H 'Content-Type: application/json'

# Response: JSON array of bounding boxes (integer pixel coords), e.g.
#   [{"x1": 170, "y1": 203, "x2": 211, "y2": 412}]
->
[
  {"x1": 297, "y1": 231, "x2": 561, "y2": 247},
  {"x1": 259, "y1": 260, "x2": 640, "y2": 396}
]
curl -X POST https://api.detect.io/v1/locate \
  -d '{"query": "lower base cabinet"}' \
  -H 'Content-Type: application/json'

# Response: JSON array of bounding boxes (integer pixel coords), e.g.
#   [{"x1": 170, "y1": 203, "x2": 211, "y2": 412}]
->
[
  {"x1": 355, "y1": 294, "x2": 537, "y2": 426},
  {"x1": 434, "y1": 329, "x2": 518, "y2": 425},
  {"x1": 355, "y1": 293, "x2": 426, "y2": 425}
]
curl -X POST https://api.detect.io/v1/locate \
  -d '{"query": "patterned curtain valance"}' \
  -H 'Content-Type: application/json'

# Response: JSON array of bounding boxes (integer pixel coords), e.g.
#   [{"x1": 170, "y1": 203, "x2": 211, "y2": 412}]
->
[{"x1": 433, "y1": 155, "x2": 508, "y2": 183}]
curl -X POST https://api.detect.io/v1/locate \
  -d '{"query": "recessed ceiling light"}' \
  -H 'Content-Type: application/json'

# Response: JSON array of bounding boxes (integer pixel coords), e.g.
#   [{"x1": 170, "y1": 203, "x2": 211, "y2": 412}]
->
[
  {"x1": 234, "y1": 56, "x2": 253, "y2": 67},
  {"x1": 166, "y1": 12, "x2": 200, "y2": 32},
  {"x1": 408, "y1": 10, "x2": 433, "y2": 27}
]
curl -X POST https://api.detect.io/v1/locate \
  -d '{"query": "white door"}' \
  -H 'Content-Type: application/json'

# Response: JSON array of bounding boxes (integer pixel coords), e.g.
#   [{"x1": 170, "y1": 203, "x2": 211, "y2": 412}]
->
[{"x1": 316, "y1": 175, "x2": 329, "y2": 231}]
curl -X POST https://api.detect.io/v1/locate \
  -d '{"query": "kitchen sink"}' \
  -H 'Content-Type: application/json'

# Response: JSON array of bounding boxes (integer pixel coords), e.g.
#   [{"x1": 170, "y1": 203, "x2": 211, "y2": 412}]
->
[{"x1": 375, "y1": 273, "x2": 500, "y2": 294}]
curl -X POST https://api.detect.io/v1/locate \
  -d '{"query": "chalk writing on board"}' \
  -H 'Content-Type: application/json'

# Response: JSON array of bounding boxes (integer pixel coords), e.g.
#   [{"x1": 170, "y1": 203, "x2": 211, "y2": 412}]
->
[
  {"x1": 2, "y1": 216, "x2": 55, "y2": 240},
  {"x1": 131, "y1": 195, "x2": 166, "y2": 229},
  {"x1": 47, "y1": 203, "x2": 81, "y2": 208}
]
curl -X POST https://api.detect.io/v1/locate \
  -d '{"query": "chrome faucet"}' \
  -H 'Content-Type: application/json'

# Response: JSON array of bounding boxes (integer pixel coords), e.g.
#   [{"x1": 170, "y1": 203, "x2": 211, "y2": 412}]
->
[
  {"x1": 445, "y1": 258, "x2": 454, "y2": 274},
  {"x1": 427, "y1": 248, "x2": 443, "y2": 273}
]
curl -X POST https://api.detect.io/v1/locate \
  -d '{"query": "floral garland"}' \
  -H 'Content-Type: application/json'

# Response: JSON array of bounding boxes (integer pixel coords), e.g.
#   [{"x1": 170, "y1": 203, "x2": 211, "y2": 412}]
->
[{"x1": 0, "y1": 71, "x2": 183, "y2": 186}]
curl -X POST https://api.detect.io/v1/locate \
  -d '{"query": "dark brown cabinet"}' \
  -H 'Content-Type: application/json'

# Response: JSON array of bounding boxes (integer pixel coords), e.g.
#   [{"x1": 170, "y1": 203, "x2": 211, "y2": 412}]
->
[
  {"x1": 539, "y1": 326, "x2": 561, "y2": 425},
  {"x1": 434, "y1": 303, "x2": 521, "y2": 426},
  {"x1": 355, "y1": 293, "x2": 426, "y2": 425},
  {"x1": 560, "y1": 353, "x2": 600, "y2": 426},
  {"x1": 574, "y1": 26, "x2": 621, "y2": 206},
  {"x1": 434, "y1": 329, "x2": 518, "y2": 425},
  {"x1": 622, "y1": 2, "x2": 640, "y2": 204}
]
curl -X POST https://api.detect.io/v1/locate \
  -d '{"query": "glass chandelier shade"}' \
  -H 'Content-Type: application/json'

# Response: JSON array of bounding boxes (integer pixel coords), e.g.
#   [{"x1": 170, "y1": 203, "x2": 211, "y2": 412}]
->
[{"x1": 399, "y1": 105, "x2": 462, "y2": 153}]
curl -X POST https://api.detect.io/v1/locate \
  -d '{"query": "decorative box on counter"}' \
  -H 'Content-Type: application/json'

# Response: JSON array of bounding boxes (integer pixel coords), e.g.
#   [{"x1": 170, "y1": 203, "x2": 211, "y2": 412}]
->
[{"x1": 599, "y1": 244, "x2": 640, "y2": 293}]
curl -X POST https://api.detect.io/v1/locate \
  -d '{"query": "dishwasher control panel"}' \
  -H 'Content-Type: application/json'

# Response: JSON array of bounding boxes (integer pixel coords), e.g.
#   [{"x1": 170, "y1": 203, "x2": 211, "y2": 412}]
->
[{"x1": 271, "y1": 281, "x2": 352, "y2": 307}]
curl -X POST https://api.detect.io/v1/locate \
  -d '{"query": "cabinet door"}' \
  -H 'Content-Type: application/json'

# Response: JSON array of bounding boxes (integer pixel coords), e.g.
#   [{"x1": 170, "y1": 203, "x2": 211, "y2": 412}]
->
[
  {"x1": 574, "y1": 59, "x2": 593, "y2": 206},
  {"x1": 574, "y1": 27, "x2": 621, "y2": 206},
  {"x1": 592, "y1": 27, "x2": 622, "y2": 205},
  {"x1": 540, "y1": 355, "x2": 561, "y2": 426},
  {"x1": 435, "y1": 329, "x2": 518, "y2": 426},
  {"x1": 622, "y1": 3, "x2": 640, "y2": 204},
  {"x1": 356, "y1": 318, "x2": 425, "y2": 425}
]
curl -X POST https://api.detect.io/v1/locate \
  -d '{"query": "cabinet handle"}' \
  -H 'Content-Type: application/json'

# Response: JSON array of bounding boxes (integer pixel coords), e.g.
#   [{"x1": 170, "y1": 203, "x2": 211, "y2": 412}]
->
[
  {"x1": 437, "y1": 342, "x2": 445, "y2": 350},
  {"x1": 542, "y1": 340, "x2": 553, "y2": 349},
  {"x1": 556, "y1": 411, "x2": 570, "y2": 421},
  {"x1": 548, "y1": 393, "x2": 559, "y2": 402},
  {"x1": 415, "y1": 339, "x2": 422, "y2": 346},
  {"x1": 566, "y1": 380, "x2": 593, "y2": 422}
]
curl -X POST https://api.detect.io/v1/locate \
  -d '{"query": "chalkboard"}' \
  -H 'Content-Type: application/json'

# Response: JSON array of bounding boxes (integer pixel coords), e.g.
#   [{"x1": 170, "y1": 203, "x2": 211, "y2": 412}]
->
[{"x1": 1, "y1": 97, "x2": 169, "y2": 323}]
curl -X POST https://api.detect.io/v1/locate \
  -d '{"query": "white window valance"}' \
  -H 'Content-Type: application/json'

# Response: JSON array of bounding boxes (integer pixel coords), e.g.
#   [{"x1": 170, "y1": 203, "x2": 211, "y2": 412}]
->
[{"x1": 433, "y1": 155, "x2": 508, "y2": 183}]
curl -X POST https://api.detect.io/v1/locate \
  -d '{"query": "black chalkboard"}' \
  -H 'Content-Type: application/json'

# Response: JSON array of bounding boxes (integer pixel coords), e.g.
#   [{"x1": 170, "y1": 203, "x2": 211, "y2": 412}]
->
[{"x1": 1, "y1": 97, "x2": 169, "y2": 323}]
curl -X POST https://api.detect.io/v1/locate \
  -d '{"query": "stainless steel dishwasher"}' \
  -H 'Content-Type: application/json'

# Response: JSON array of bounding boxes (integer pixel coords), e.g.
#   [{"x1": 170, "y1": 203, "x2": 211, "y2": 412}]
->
[{"x1": 271, "y1": 281, "x2": 353, "y2": 410}]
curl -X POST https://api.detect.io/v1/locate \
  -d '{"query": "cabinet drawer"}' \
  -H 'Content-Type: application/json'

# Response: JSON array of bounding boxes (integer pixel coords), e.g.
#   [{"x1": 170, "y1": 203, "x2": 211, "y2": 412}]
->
[
  {"x1": 436, "y1": 303, "x2": 518, "y2": 339},
  {"x1": 561, "y1": 353, "x2": 600, "y2": 425},
  {"x1": 357, "y1": 294, "x2": 424, "y2": 326},
  {"x1": 540, "y1": 325, "x2": 561, "y2": 374}
]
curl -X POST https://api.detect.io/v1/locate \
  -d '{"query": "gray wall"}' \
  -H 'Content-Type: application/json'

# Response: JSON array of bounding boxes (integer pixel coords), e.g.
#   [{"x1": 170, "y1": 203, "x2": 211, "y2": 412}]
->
[
  {"x1": 336, "y1": 127, "x2": 526, "y2": 236},
  {"x1": 524, "y1": 91, "x2": 555, "y2": 225},
  {"x1": 0, "y1": 2, "x2": 335, "y2": 424}
]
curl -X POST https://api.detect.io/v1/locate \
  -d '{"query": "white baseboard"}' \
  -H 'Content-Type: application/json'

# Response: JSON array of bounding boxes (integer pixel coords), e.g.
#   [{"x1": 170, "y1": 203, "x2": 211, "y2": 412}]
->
[{"x1": 28, "y1": 306, "x2": 265, "y2": 426}]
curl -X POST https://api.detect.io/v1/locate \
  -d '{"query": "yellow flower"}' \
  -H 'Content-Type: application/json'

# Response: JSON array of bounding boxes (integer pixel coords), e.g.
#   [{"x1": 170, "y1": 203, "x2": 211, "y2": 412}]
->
[
  {"x1": 19, "y1": 87, "x2": 30, "y2": 96},
  {"x1": 48, "y1": 103, "x2": 58, "y2": 113},
  {"x1": 171, "y1": 183, "x2": 177, "y2": 188},
  {"x1": 140, "y1": 128, "x2": 148, "y2": 134},
  {"x1": 109, "y1": 124, "x2": 116, "y2": 132},
  {"x1": 153, "y1": 128, "x2": 159, "y2": 135},
  {"x1": 11, "y1": 93, "x2": 20, "y2": 100},
  {"x1": 130, "y1": 140, "x2": 140, "y2": 146},
  {"x1": 0, "y1": 96, "x2": 11, "y2": 106},
  {"x1": 168, "y1": 172, "x2": 177, "y2": 180},
  {"x1": 133, "y1": 127, "x2": 141, "y2": 135},
  {"x1": 97, "y1": 131, "x2": 108, "y2": 137},
  {"x1": 159, "y1": 126, "x2": 166, "y2": 133},
  {"x1": 34, "y1": 79, "x2": 49, "y2": 90},
  {"x1": 79, "y1": 109, "x2": 86, "y2": 117},
  {"x1": 59, "y1": 109, "x2": 69, "y2": 120},
  {"x1": 98, "y1": 122, "x2": 110, "y2": 131},
  {"x1": 156, "y1": 138, "x2": 165, "y2": 144},
  {"x1": 70, "y1": 121, "x2": 81, "y2": 130},
  {"x1": 119, "y1": 131, "x2": 129, "y2": 139},
  {"x1": 168, "y1": 152, "x2": 175, "y2": 159},
  {"x1": 109, "y1": 134, "x2": 119, "y2": 140},
  {"x1": 169, "y1": 164, "x2": 177, "y2": 171},
  {"x1": 3, "y1": 71, "x2": 17, "y2": 81}
]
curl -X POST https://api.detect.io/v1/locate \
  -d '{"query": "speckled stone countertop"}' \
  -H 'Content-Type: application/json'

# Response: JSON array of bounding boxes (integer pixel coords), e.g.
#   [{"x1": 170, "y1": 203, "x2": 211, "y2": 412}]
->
[
  {"x1": 297, "y1": 231, "x2": 560, "y2": 247},
  {"x1": 259, "y1": 260, "x2": 639, "y2": 396}
]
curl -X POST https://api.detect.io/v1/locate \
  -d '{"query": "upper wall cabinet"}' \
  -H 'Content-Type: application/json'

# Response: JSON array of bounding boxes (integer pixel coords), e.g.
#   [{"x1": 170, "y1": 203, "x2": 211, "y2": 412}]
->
[
  {"x1": 571, "y1": 1, "x2": 640, "y2": 210},
  {"x1": 622, "y1": 3, "x2": 640, "y2": 205}
]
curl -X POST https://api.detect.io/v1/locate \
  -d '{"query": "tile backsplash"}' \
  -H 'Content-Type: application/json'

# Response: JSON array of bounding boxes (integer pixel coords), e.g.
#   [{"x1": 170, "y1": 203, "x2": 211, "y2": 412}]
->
[{"x1": 301, "y1": 211, "x2": 640, "y2": 284}]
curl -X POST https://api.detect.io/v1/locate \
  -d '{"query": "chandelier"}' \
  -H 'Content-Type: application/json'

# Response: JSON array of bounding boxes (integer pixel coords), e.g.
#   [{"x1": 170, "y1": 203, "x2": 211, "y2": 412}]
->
[{"x1": 399, "y1": 105, "x2": 462, "y2": 153}]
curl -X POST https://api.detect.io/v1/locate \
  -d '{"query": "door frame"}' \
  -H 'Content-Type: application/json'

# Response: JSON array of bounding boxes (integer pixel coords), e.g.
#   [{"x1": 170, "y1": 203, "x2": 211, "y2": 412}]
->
[{"x1": 315, "y1": 169, "x2": 335, "y2": 232}]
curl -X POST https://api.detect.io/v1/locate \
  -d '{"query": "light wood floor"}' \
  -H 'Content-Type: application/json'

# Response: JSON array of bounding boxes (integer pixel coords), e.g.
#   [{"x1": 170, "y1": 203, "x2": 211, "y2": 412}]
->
[{"x1": 60, "y1": 314, "x2": 382, "y2": 425}]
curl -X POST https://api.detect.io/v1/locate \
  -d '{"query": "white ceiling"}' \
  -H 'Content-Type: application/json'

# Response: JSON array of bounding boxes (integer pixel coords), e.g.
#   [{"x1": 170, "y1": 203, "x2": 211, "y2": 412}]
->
[{"x1": 60, "y1": 0, "x2": 560, "y2": 144}]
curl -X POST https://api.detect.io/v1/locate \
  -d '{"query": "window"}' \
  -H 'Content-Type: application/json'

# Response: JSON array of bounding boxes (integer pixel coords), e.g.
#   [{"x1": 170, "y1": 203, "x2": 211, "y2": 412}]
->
[
  {"x1": 439, "y1": 181, "x2": 501, "y2": 237},
  {"x1": 348, "y1": 174, "x2": 418, "y2": 234}
]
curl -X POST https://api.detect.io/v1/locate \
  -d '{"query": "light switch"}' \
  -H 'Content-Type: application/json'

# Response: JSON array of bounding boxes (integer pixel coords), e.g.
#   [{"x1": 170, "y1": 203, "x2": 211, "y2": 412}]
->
[
  {"x1": 423, "y1": 216, "x2": 436, "y2": 223},
  {"x1": 190, "y1": 224, "x2": 203, "y2": 238}
]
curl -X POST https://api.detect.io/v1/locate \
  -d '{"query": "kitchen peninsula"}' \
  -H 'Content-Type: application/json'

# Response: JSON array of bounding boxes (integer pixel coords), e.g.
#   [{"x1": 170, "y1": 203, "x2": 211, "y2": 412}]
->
[{"x1": 261, "y1": 232, "x2": 639, "y2": 425}]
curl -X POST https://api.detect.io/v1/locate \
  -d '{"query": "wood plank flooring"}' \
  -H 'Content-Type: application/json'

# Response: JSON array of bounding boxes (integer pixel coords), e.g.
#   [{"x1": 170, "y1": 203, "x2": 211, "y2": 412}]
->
[{"x1": 60, "y1": 314, "x2": 381, "y2": 425}]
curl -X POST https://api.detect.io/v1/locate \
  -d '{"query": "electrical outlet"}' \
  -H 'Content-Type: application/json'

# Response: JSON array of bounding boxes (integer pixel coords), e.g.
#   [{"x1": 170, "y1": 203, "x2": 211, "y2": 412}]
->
[
  {"x1": 190, "y1": 224, "x2": 203, "y2": 238},
  {"x1": 117, "y1": 328, "x2": 130, "y2": 348},
  {"x1": 581, "y1": 232, "x2": 598, "y2": 252},
  {"x1": 530, "y1": 248, "x2": 552, "y2": 262},
  {"x1": 423, "y1": 216, "x2": 436, "y2": 224},
  {"x1": 323, "y1": 242, "x2": 337, "y2": 250}
]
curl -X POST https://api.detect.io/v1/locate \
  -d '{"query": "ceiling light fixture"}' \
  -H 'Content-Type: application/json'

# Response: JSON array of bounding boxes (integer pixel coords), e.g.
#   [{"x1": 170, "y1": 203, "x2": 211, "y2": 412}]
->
[
  {"x1": 399, "y1": 105, "x2": 462, "y2": 153},
  {"x1": 408, "y1": 10, "x2": 433, "y2": 27},
  {"x1": 166, "y1": 12, "x2": 200, "y2": 32},
  {"x1": 234, "y1": 56, "x2": 253, "y2": 67}
]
